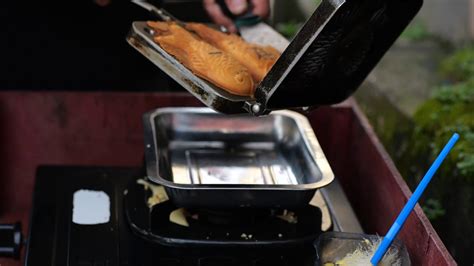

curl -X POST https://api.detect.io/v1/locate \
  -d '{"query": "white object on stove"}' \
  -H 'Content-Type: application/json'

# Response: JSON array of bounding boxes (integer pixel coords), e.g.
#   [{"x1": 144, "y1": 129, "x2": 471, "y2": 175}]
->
[{"x1": 72, "y1": 189, "x2": 110, "y2": 225}]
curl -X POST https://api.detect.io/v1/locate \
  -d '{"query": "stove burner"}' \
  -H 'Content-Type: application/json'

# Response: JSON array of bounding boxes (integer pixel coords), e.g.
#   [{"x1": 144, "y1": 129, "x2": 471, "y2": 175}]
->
[
  {"x1": 191, "y1": 208, "x2": 296, "y2": 227},
  {"x1": 193, "y1": 209, "x2": 264, "y2": 226},
  {"x1": 125, "y1": 178, "x2": 326, "y2": 247}
]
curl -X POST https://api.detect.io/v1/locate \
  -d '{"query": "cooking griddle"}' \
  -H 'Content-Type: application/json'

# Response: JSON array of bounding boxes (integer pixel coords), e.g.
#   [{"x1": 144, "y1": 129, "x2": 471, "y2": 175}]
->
[
  {"x1": 125, "y1": 177, "x2": 324, "y2": 248},
  {"x1": 127, "y1": 0, "x2": 422, "y2": 115}
]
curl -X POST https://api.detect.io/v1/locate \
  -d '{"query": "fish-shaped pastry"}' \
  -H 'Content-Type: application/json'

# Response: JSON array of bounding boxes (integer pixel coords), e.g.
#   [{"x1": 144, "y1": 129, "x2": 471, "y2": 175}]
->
[
  {"x1": 147, "y1": 21, "x2": 255, "y2": 97},
  {"x1": 186, "y1": 22, "x2": 281, "y2": 83}
]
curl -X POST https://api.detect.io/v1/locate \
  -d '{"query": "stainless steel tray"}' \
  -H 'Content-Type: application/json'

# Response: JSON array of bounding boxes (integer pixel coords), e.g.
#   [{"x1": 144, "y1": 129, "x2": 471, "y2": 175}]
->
[{"x1": 143, "y1": 107, "x2": 334, "y2": 208}]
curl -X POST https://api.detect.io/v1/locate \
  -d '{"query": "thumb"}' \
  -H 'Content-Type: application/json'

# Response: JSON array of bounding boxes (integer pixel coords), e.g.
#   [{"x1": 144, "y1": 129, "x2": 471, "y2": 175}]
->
[{"x1": 225, "y1": 0, "x2": 248, "y2": 15}]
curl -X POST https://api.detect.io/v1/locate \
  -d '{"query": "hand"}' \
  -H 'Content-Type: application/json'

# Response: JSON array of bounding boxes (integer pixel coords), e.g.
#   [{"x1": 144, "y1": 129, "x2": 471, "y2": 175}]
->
[
  {"x1": 203, "y1": 0, "x2": 270, "y2": 33},
  {"x1": 94, "y1": 0, "x2": 111, "y2": 7}
]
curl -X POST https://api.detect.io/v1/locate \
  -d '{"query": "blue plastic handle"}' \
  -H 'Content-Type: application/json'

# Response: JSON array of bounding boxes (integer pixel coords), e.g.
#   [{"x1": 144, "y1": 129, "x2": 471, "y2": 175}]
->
[{"x1": 371, "y1": 133, "x2": 460, "y2": 265}]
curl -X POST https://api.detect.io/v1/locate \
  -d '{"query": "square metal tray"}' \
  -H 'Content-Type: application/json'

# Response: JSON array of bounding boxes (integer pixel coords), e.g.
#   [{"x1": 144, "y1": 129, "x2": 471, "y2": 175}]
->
[{"x1": 143, "y1": 107, "x2": 334, "y2": 208}]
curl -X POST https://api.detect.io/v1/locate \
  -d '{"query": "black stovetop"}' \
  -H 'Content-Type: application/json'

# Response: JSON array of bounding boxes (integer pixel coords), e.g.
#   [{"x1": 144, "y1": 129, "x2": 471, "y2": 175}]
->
[{"x1": 25, "y1": 166, "x2": 362, "y2": 266}]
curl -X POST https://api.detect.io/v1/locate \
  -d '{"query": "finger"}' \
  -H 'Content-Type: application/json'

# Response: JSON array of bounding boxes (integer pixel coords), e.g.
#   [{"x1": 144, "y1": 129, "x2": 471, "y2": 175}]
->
[
  {"x1": 251, "y1": 0, "x2": 270, "y2": 19},
  {"x1": 224, "y1": 0, "x2": 248, "y2": 15},
  {"x1": 203, "y1": 0, "x2": 238, "y2": 32}
]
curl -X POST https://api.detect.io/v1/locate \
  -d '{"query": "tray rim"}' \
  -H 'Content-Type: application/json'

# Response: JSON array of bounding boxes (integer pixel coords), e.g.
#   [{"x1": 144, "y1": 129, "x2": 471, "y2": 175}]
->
[{"x1": 143, "y1": 107, "x2": 335, "y2": 191}]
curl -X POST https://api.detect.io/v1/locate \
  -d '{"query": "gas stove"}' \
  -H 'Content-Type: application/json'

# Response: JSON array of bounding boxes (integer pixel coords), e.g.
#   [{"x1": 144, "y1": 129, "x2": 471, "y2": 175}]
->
[{"x1": 24, "y1": 166, "x2": 361, "y2": 265}]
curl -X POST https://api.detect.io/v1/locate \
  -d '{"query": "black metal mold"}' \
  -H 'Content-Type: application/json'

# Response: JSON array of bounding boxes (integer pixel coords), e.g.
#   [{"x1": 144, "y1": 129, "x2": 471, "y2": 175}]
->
[
  {"x1": 258, "y1": 0, "x2": 423, "y2": 112},
  {"x1": 127, "y1": 0, "x2": 423, "y2": 115}
]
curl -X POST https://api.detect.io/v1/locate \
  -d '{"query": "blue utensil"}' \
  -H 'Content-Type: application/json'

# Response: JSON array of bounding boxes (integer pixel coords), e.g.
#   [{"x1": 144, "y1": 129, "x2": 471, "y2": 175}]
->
[{"x1": 371, "y1": 133, "x2": 460, "y2": 265}]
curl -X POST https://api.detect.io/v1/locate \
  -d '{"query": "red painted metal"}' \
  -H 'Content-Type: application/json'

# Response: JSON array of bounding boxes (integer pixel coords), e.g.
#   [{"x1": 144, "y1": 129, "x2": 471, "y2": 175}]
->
[{"x1": 0, "y1": 92, "x2": 456, "y2": 265}]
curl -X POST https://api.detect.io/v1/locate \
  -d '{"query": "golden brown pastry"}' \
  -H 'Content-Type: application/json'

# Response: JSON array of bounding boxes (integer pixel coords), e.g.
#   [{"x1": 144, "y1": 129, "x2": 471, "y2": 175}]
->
[
  {"x1": 185, "y1": 22, "x2": 280, "y2": 83},
  {"x1": 147, "y1": 21, "x2": 255, "y2": 97}
]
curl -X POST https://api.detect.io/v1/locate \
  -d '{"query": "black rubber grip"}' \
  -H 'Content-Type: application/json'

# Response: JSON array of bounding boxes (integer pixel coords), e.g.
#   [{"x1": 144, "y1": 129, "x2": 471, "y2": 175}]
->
[{"x1": 0, "y1": 222, "x2": 22, "y2": 259}]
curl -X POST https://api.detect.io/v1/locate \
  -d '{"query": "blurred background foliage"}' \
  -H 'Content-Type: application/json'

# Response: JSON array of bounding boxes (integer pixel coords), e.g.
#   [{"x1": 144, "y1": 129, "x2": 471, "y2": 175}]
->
[{"x1": 403, "y1": 48, "x2": 474, "y2": 262}]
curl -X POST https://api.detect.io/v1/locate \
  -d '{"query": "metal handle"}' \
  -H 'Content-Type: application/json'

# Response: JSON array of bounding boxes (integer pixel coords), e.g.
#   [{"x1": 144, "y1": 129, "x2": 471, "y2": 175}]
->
[{"x1": 0, "y1": 222, "x2": 22, "y2": 259}]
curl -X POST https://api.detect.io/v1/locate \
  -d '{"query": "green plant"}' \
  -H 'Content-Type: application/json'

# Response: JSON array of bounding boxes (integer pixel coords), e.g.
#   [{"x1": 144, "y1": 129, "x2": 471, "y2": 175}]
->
[
  {"x1": 400, "y1": 21, "x2": 430, "y2": 42},
  {"x1": 275, "y1": 21, "x2": 302, "y2": 39},
  {"x1": 422, "y1": 198, "x2": 446, "y2": 220},
  {"x1": 439, "y1": 46, "x2": 474, "y2": 82},
  {"x1": 406, "y1": 78, "x2": 474, "y2": 264},
  {"x1": 412, "y1": 80, "x2": 474, "y2": 180}
]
